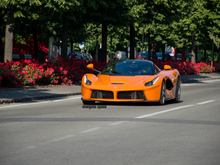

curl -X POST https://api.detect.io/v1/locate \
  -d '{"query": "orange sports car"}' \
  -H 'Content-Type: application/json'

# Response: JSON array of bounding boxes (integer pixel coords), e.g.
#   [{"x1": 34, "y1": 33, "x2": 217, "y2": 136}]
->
[{"x1": 81, "y1": 60, "x2": 181, "y2": 105}]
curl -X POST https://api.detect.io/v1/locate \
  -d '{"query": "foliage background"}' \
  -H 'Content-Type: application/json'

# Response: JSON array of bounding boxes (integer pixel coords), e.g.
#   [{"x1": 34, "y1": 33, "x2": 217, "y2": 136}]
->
[{"x1": 0, "y1": 0, "x2": 219, "y2": 62}]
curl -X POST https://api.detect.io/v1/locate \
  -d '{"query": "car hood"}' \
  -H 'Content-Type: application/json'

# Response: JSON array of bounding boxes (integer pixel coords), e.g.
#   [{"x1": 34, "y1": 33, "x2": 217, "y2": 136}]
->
[{"x1": 90, "y1": 74, "x2": 157, "y2": 89}]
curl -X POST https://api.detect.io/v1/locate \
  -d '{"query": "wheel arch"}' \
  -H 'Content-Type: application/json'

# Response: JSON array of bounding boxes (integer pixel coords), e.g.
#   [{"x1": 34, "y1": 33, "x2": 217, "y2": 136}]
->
[{"x1": 164, "y1": 77, "x2": 174, "y2": 90}]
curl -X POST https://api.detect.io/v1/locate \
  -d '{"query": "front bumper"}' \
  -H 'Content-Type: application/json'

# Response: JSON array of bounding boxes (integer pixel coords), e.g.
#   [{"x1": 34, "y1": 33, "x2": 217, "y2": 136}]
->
[{"x1": 81, "y1": 84, "x2": 162, "y2": 102}]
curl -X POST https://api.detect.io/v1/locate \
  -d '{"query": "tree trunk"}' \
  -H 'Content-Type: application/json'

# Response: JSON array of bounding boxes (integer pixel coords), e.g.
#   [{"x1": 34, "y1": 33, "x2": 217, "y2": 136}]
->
[
  {"x1": 191, "y1": 49, "x2": 196, "y2": 63},
  {"x1": 129, "y1": 23, "x2": 135, "y2": 59},
  {"x1": 100, "y1": 22, "x2": 107, "y2": 62},
  {"x1": 162, "y1": 44, "x2": 165, "y2": 61},
  {"x1": 211, "y1": 43, "x2": 214, "y2": 62},
  {"x1": 204, "y1": 49, "x2": 207, "y2": 62},
  {"x1": 182, "y1": 47, "x2": 186, "y2": 62},
  {"x1": 70, "y1": 39, "x2": 73, "y2": 53},
  {"x1": 61, "y1": 27, "x2": 68, "y2": 57},
  {"x1": 147, "y1": 34, "x2": 151, "y2": 60},
  {"x1": 4, "y1": 24, "x2": 13, "y2": 62},
  {"x1": 95, "y1": 40, "x2": 99, "y2": 61},
  {"x1": 191, "y1": 34, "x2": 197, "y2": 63},
  {"x1": 0, "y1": 39, "x2": 3, "y2": 62},
  {"x1": 152, "y1": 43, "x2": 157, "y2": 60},
  {"x1": 48, "y1": 37, "x2": 54, "y2": 59},
  {"x1": 218, "y1": 48, "x2": 220, "y2": 62},
  {"x1": 173, "y1": 48, "x2": 177, "y2": 61},
  {"x1": 33, "y1": 24, "x2": 39, "y2": 61},
  {"x1": 195, "y1": 46, "x2": 198, "y2": 62}
]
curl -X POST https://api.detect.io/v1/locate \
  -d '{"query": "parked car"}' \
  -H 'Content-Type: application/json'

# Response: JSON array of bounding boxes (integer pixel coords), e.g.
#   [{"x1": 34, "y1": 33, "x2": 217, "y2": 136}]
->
[
  {"x1": 68, "y1": 52, "x2": 93, "y2": 61},
  {"x1": 12, "y1": 53, "x2": 32, "y2": 61},
  {"x1": 138, "y1": 51, "x2": 171, "y2": 60}
]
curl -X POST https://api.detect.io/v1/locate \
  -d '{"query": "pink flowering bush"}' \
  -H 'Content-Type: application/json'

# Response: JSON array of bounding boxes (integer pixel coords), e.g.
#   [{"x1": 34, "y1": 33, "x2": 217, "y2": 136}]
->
[
  {"x1": 154, "y1": 60, "x2": 214, "y2": 75},
  {"x1": 0, "y1": 57, "x2": 106, "y2": 87},
  {"x1": 0, "y1": 62, "x2": 22, "y2": 87},
  {"x1": 0, "y1": 57, "x2": 214, "y2": 88},
  {"x1": 196, "y1": 62, "x2": 214, "y2": 73}
]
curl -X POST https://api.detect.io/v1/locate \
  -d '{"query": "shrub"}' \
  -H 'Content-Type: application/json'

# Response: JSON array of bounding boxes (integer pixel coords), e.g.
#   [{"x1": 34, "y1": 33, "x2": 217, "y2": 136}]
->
[
  {"x1": 0, "y1": 62, "x2": 22, "y2": 87},
  {"x1": 0, "y1": 57, "x2": 214, "y2": 88},
  {"x1": 197, "y1": 62, "x2": 214, "y2": 73},
  {"x1": 154, "y1": 60, "x2": 213, "y2": 75},
  {"x1": 0, "y1": 57, "x2": 106, "y2": 87}
]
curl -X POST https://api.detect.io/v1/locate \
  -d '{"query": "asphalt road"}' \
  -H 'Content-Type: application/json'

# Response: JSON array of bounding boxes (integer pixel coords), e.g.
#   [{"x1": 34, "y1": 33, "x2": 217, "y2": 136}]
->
[{"x1": 0, "y1": 80, "x2": 220, "y2": 165}]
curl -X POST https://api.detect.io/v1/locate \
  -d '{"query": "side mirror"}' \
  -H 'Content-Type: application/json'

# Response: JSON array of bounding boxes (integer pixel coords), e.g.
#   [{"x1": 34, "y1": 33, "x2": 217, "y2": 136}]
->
[
  {"x1": 86, "y1": 63, "x2": 101, "y2": 74},
  {"x1": 164, "y1": 65, "x2": 172, "y2": 70},
  {"x1": 87, "y1": 63, "x2": 94, "y2": 70}
]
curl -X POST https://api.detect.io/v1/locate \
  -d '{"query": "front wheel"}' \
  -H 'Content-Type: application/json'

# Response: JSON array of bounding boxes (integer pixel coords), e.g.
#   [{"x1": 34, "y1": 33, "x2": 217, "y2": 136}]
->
[
  {"x1": 159, "y1": 81, "x2": 166, "y2": 105},
  {"x1": 82, "y1": 100, "x2": 95, "y2": 105}
]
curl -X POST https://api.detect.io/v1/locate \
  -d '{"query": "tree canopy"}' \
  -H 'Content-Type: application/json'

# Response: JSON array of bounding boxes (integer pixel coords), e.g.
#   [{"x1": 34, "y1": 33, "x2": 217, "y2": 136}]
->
[{"x1": 0, "y1": 0, "x2": 219, "y2": 62}]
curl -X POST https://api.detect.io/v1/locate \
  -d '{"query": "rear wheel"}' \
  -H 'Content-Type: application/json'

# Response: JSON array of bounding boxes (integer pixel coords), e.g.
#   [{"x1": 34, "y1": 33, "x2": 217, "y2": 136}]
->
[
  {"x1": 174, "y1": 79, "x2": 181, "y2": 102},
  {"x1": 159, "y1": 81, "x2": 166, "y2": 105}
]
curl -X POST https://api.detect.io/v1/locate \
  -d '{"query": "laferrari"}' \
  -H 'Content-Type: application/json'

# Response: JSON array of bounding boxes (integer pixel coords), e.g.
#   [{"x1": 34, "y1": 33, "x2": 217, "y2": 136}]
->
[{"x1": 81, "y1": 60, "x2": 181, "y2": 105}]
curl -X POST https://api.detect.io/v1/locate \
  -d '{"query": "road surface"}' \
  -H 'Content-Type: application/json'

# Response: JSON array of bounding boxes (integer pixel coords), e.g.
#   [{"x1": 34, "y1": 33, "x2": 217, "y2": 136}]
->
[{"x1": 0, "y1": 80, "x2": 220, "y2": 165}]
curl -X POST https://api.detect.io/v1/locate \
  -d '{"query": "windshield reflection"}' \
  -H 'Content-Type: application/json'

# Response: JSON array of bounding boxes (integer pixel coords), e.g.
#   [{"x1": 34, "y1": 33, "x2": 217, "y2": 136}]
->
[{"x1": 102, "y1": 60, "x2": 154, "y2": 76}]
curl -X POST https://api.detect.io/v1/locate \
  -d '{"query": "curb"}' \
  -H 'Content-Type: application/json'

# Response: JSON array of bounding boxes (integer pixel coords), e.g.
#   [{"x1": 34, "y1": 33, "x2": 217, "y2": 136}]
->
[{"x1": 0, "y1": 92, "x2": 81, "y2": 104}]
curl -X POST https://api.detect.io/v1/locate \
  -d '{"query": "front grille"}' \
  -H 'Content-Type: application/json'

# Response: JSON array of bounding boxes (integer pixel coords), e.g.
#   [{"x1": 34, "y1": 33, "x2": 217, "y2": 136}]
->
[
  {"x1": 91, "y1": 90, "x2": 114, "y2": 99},
  {"x1": 117, "y1": 91, "x2": 145, "y2": 99}
]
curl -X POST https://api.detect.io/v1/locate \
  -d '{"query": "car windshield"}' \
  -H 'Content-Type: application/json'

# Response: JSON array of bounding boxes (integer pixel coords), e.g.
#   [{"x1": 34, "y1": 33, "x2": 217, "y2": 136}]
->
[{"x1": 102, "y1": 60, "x2": 155, "y2": 76}]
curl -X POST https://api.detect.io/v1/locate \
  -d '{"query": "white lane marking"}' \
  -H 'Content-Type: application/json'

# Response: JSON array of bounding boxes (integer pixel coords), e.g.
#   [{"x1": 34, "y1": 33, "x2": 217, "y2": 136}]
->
[
  {"x1": 51, "y1": 97, "x2": 81, "y2": 103},
  {"x1": 50, "y1": 134, "x2": 75, "y2": 142},
  {"x1": 0, "y1": 96, "x2": 81, "y2": 110},
  {"x1": 80, "y1": 127, "x2": 101, "y2": 134},
  {"x1": 109, "y1": 121, "x2": 125, "y2": 126},
  {"x1": 197, "y1": 100, "x2": 215, "y2": 105},
  {"x1": 136, "y1": 104, "x2": 195, "y2": 119}
]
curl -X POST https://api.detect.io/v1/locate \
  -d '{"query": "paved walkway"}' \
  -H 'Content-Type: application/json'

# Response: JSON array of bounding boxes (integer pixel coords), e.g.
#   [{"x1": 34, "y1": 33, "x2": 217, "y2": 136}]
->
[
  {"x1": 0, "y1": 73, "x2": 220, "y2": 104},
  {"x1": 0, "y1": 85, "x2": 81, "y2": 104},
  {"x1": 181, "y1": 72, "x2": 220, "y2": 83}
]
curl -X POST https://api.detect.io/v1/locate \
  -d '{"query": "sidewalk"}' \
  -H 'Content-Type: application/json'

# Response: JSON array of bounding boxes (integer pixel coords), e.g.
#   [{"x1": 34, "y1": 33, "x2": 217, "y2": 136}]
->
[
  {"x1": 0, "y1": 73, "x2": 220, "y2": 104},
  {"x1": 181, "y1": 72, "x2": 220, "y2": 83},
  {"x1": 0, "y1": 85, "x2": 81, "y2": 104}
]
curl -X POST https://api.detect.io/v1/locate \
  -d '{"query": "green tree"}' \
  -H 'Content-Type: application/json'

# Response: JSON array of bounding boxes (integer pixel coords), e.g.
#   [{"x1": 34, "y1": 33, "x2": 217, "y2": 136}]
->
[
  {"x1": 1, "y1": 0, "x2": 219, "y2": 63},
  {"x1": 0, "y1": 0, "x2": 83, "y2": 61},
  {"x1": 83, "y1": 0, "x2": 128, "y2": 62},
  {"x1": 0, "y1": 0, "x2": 42, "y2": 61}
]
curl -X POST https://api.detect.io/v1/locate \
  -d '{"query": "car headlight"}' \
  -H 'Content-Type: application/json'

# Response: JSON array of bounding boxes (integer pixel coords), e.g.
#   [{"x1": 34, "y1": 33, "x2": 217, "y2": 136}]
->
[
  {"x1": 83, "y1": 75, "x2": 92, "y2": 85},
  {"x1": 145, "y1": 77, "x2": 159, "y2": 86}
]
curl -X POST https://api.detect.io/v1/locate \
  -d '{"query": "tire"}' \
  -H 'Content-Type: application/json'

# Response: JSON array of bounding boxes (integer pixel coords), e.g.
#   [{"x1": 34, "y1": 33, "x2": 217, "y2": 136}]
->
[
  {"x1": 82, "y1": 100, "x2": 95, "y2": 105},
  {"x1": 159, "y1": 81, "x2": 166, "y2": 105},
  {"x1": 174, "y1": 79, "x2": 181, "y2": 102}
]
